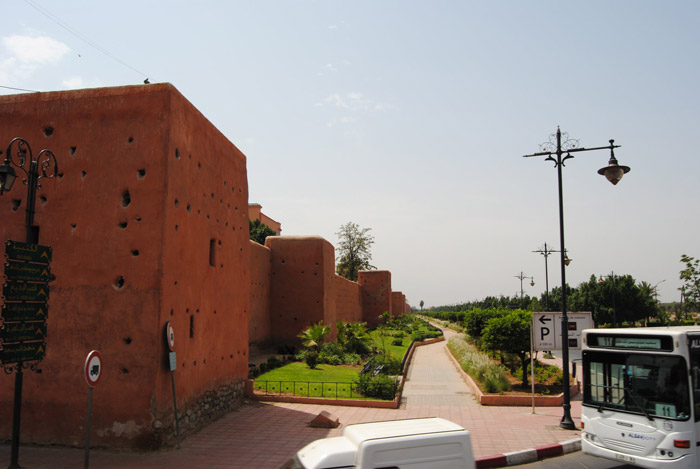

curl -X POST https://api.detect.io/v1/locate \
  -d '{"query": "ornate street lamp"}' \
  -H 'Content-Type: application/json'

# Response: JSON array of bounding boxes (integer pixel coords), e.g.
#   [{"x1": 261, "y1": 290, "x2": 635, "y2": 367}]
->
[
  {"x1": 0, "y1": 137, "x2": 58, "y2": 469},
  {"x1": 1, "y1": 137, "x2": 58, "y2": 242},
  {"x1": 515, "y1": 271, "x2": 535, "y2": 300},
  {"x1": 523, "y1": 127, "x2": 630, "y2": 430}
]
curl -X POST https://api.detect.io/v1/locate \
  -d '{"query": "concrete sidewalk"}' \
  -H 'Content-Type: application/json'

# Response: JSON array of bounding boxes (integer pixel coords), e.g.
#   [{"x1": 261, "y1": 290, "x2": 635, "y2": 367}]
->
[{"x1": 0, "y1": 329, "x2": 581, "y2": 468}]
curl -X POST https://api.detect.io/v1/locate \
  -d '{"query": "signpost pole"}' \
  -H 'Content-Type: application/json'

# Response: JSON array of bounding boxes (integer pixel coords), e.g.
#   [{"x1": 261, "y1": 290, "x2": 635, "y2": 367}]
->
[
  {"x1": 9, "y1": 367, "x2": 22, "y2": 469},
  {"x1": 84, "y1": 387, "x2": 93, "y2": 469},
  {"x1": 83, "y1": 350, "x2": 102, "y2": 469},
  {"x1": 530, "y1": 321, "x2": 535, "y2": 414},
  {"x1": 165, "y1": 322, "x2": 180, "y2": 449},
  {"x1": 171, "y1": 372, "x2": 181, "y2": 449}
]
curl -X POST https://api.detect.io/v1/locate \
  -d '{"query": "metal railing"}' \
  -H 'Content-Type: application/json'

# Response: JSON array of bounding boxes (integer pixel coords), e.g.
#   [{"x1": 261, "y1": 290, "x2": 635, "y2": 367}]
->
[{"x1": 253, "y1": 379, "x2": 398, "y2": 401}]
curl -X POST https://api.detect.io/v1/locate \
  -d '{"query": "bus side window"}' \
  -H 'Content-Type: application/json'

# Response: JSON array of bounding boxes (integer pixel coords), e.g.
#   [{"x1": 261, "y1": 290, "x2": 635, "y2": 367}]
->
[{"x1": 691, "y1": 357, "x2": 700, "y2": 422}]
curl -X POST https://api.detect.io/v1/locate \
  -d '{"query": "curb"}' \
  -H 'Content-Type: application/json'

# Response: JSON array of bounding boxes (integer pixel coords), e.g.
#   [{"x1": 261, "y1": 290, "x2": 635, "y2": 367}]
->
[{"x1": 475, "y1": 438, "x2": 581, "y2": 468}]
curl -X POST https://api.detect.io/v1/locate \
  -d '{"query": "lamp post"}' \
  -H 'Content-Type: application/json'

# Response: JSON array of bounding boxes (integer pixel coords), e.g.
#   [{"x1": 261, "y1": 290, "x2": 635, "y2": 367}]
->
[
  {"x1": 533, "y1": 243, "x2": 558, "y2": 308},
  {"x1": 515, "y1": 271, "x2": 535, "y2": 300},
  {"x1": 533, "y1": 243, "x2": 572, "y2": 310},
  {"x1": 0, "y1": 137, "x2": 58, "y2": 469},
  {"x1": 523, "y1": 127, "x2": 629, "y2": 430}
]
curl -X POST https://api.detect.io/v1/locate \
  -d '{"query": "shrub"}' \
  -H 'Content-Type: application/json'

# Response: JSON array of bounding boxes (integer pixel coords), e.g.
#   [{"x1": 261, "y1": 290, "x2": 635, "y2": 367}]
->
[
  {"x1": 392, "y1": 337, "x2": 403, "y2": 346},
  {"x1": 318, "y1": 342, "x2": 345, "y2": 365},
  {"x1": 266, "y1": 356, "x2": 282, "y2": 369},
  {"x1": 448, "y1": 336, "x2": 510, "y2": 393},
  {"x1": 343, "y1": 353, "x2": 361, "y2": 365},
  {"x1": 353, "y1": 374, "x2": 398, "y2": 400}
]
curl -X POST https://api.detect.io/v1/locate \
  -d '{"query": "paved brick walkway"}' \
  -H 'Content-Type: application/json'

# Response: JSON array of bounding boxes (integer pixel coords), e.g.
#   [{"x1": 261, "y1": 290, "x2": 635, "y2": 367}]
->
[{"x1": 0, "y1": 327, "x2": 581, "y2": 468}]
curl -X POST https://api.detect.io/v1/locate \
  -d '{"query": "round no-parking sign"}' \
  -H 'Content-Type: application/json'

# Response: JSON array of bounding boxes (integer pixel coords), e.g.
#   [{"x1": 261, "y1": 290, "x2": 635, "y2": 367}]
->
[
  {"x1": 166, "y1": 321, "x2": 175, "y2": 351},
  {"x1": 84, "y1": 350, "x2": 103, "y2": 387}
]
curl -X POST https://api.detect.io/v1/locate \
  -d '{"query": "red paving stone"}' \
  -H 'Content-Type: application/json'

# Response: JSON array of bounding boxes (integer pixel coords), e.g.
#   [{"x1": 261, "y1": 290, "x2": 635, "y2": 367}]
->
[{"x1": 0, "y1": 327, "x2": 581, "y2": 468}]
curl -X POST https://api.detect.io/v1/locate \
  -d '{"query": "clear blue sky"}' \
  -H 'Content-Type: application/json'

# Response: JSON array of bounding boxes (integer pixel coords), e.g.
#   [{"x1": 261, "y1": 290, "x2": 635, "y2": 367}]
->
[{"x1": 2, "y1": 0, "x2": 698, "y2": 307}]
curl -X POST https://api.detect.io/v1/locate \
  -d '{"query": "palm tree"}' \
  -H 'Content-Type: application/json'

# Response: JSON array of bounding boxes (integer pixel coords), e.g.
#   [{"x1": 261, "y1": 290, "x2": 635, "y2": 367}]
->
[{"x1": 298, "y1": 322, "x2": 330, "y2": 352}]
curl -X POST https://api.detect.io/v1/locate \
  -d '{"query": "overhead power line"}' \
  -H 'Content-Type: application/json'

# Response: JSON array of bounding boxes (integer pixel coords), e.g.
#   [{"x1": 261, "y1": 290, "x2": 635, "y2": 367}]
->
[{"x1": 22, "y1": 0, "x2": 149, "y2": 80}]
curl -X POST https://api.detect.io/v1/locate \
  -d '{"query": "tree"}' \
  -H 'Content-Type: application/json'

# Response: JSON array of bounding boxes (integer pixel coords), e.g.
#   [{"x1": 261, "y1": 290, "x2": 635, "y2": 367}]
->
[
  {"x1": 481, "y1": 310, "x2": 532, "y2": 387},
  {"x1": 419, "y1": 300, "x2": 424, "y2": 311},
  {"x1": 335, "y1": 222, "x2": 375, "y2": 281},
  {"x1": 297, "y1": 322, "x2": 330, "y2": 351},
  {"x1": 680, "y1": 254, "x2": 700, "y2": 316},
  {"x1": 249, "y1": 219, "x2": 277, "y2": 245},
  {"x1": 298, "y1": 322, "x2": 331, "y2": 369}
]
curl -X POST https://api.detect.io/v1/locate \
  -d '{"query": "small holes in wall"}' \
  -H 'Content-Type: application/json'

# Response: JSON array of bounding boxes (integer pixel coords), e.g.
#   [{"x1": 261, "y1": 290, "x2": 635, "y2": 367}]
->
[
  {"x1": 39, "y1": 195, "x2": 47, "y2": 205},
  {"x1": 71, "y1": 224, "x2": 77, "y2": 232},
  {"x1": 70, "y1": 146, "x2": 77, "y2": 155},
  {"x1": 175, "y1": 148, "x2": 180, "y2": 160},
  {"x1": 186, "y1": 204, "x2": 191, "y2": 213},
  {"x1": 170, "y1": 308, "x2": 174, "y2": 316},
  {"x1": 131, "y1": 249, "x2": 139, "y2": 256},
  {"x1": 209, "y1": 239, "x2": 216, "y2": 267},
  {"x1": 137, "y1": 169, "x2": 146, "y2": 179},
  {"x1": 123, "y1": 337, "x2": 132, "y2": 345},
  {"x1": 189, "y1": 315, "x2": 194, "y2": 338},
  {"x1": 43, "y1": 126, "x2": 54, "y2": 137},
  {"x1": 81, "y1": 171, "x2": 87, "y2": 179},
  {"x1": 128, "y1": 137, "x2": 134, "y2": 143},
  {"x1": 121, "y1": 190, "x2": 131, "y2": 207},
  {"x1": 135, "y1": 216, "x2": 142, "y2": 222},
  {"x1": 113, "y1": 276, "x2": 125, "y2": 290},
  {"x1": 119, "y1": 221, "x2": 128, "y2": 229},
  {"x1": 174, "y1": 199, "x2": 179, "y2": 208},
  {"x1": 174, "y1": 225, "x2": 178, "y2": 231},
  {"x1": 122, "y1": 368, "x2": 129, "y2": 374}
]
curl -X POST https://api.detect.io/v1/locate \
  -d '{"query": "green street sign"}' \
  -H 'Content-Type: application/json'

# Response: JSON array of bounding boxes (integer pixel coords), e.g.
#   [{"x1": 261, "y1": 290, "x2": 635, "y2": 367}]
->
[
  {"x1": 2, "y1": 281, "x2": 49, "y2": 302},
  {"x1": 1, "y1": 303, "x2": 47, "y2": 322},
  {"x1": 0, "y1": 341, "x2": 45, "y2": 364},
  {"x1": 5, "y1": 240, "x2": 52, "y2": 265},
  {"x1": 1, "y1": 321, "x2": 47, "y2": 343},
  {"x1": 4, "y1": 262, "x2": 51, "y2": 283}
]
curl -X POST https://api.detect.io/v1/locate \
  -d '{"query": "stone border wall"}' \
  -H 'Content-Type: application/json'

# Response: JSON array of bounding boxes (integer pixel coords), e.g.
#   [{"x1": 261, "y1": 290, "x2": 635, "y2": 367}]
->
[{"x1": 152, "y1": 380, "x2": 246, "y2": 447}]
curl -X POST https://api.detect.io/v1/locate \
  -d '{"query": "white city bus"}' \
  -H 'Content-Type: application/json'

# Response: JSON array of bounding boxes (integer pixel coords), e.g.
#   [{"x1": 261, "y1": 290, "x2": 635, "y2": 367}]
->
[{"x1": 581, "y1": 327, "x2": 700, "y2": 468}]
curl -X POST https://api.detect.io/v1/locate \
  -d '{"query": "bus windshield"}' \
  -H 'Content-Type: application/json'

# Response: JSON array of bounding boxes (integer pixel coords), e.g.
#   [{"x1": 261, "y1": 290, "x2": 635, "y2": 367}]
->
[{"x1": 583, "y1": 351, "x2": 691, "y2": 421}]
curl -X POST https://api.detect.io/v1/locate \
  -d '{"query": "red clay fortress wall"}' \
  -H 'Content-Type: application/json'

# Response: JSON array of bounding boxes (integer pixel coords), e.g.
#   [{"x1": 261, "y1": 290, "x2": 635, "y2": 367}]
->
[
  {"x1": 249, "y1": 241, "x2": 271, "y2": 345},
  {"x1": 358, "y1": 270, "x2": 393, "y2": 327},
  {"x1": 0, "y1": 84, "x2": 250, "y2": 448},
  {"x1": 0, "y1": 83, "x2": 411, "y2": 449}
]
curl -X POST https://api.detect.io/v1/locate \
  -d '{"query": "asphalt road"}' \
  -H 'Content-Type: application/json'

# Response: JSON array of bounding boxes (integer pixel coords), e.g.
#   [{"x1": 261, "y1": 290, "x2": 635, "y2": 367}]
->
[{"x1": 516, "y1": 451, "x2": 637, "y2": 469}]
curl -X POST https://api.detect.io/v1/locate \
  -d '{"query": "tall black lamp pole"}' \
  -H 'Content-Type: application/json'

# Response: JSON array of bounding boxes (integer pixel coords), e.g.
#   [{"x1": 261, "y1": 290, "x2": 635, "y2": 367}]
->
[
  {"x1": 523, "y1": 127, "x2": 629, "y2": 430},
  {"x1": 0, "y1": 137, "x2": 58, "y2": 468}
]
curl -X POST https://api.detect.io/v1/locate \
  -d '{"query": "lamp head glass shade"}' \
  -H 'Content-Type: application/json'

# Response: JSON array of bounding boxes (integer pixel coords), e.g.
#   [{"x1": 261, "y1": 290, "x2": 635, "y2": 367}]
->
[
  {"x1": 0, "y1": 163, "x2": 17, "y2": 193},
  {"x1": 598, "y1": 147, "x2": 630, "y2": 185}
]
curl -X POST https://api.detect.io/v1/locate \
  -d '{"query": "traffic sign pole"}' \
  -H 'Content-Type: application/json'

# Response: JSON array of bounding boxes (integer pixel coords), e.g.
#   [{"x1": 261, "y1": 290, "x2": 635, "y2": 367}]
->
[
  {"x1": 83, "y1": 350, "x2": 102, "y2": 469},
  {"x1": 165, "y1": 322, "x2": 180, "y2": 449}
]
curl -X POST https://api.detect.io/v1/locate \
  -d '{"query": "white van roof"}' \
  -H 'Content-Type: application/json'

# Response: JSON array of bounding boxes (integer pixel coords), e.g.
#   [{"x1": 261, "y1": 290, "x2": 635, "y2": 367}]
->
[{"x1": 343, "y1": 417, "x2": 465, "y2": 445}]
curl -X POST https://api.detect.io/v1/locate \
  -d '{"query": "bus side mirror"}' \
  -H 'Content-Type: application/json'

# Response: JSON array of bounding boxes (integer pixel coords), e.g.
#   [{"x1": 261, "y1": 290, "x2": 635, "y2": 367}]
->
[{"x1": 572, "y1": 361, "x2": 577, "y2": 379}]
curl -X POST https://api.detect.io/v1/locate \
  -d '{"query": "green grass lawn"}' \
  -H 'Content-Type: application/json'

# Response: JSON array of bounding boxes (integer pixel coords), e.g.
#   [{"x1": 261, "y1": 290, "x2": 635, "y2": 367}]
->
[
  {"x1": 370, "y1": 331, "x2": 410, "y2": 359},
  {"x1": 254, "y1": 362, "x2": 363, "y2": 398},
  {"x1": 253, "y1": 319, "x2": 441, "y2": 400}
]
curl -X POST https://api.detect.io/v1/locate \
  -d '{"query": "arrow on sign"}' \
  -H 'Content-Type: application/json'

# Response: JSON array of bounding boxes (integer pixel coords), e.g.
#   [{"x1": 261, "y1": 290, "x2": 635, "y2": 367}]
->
[{"x1": 538, "y1": 315, "x2": 552, "y2": 325}]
